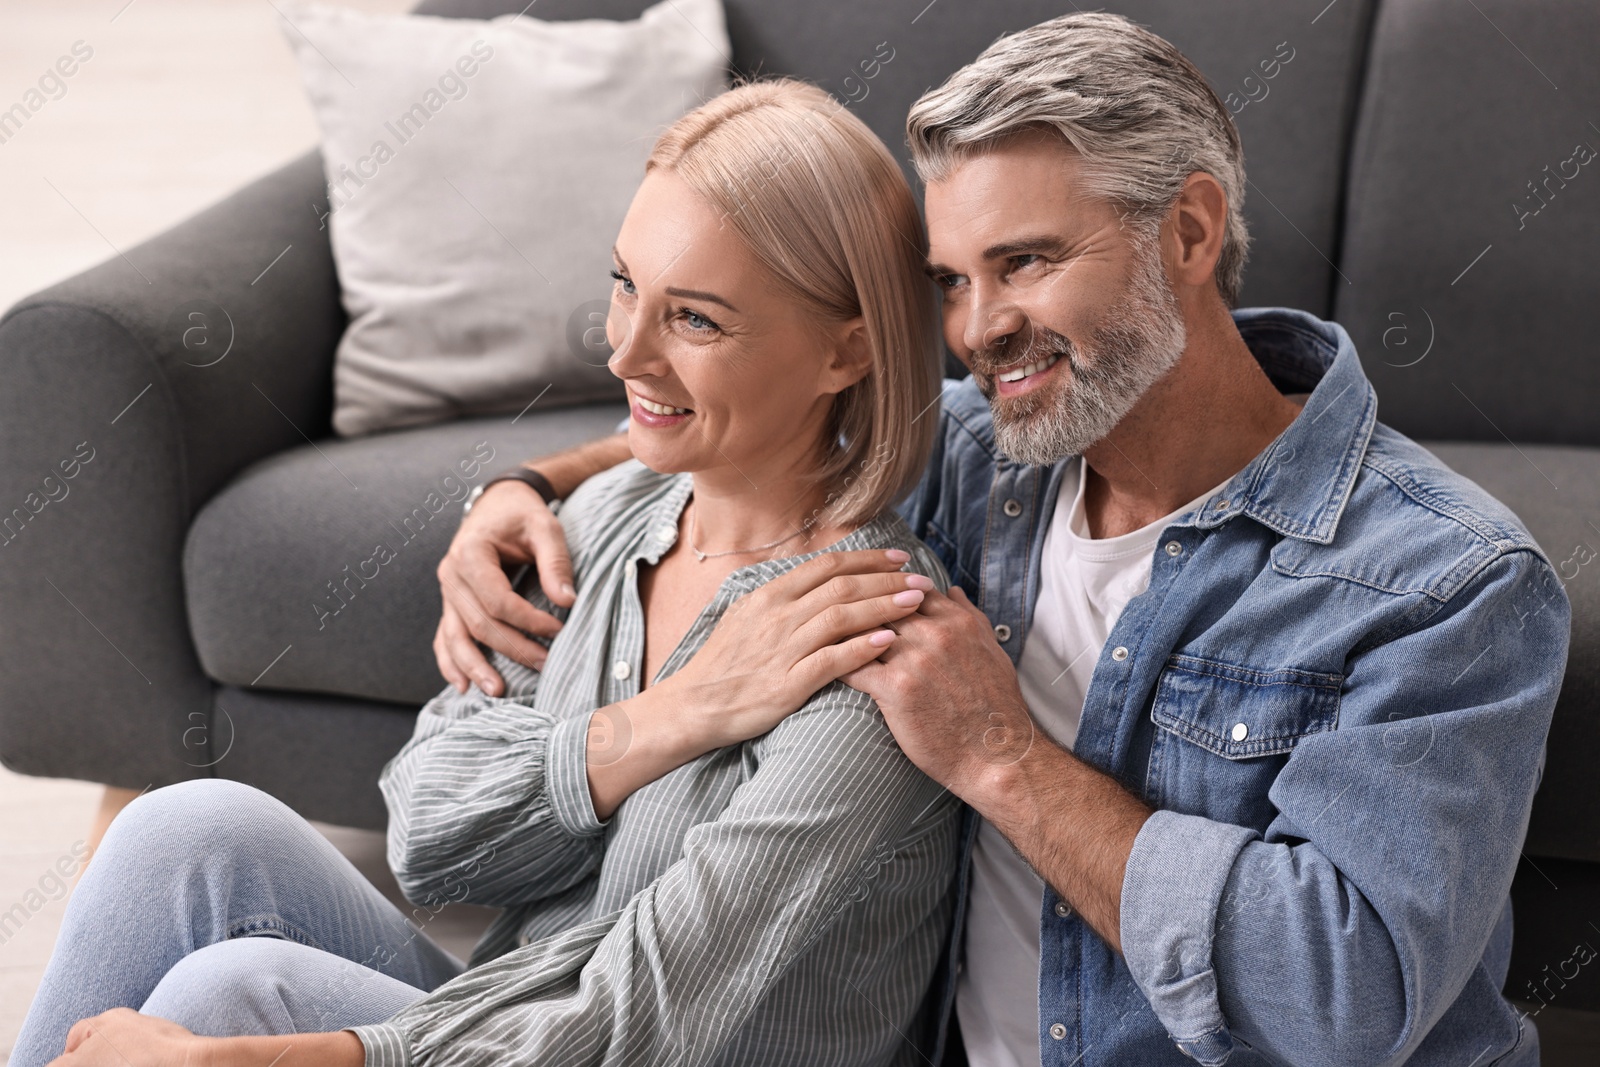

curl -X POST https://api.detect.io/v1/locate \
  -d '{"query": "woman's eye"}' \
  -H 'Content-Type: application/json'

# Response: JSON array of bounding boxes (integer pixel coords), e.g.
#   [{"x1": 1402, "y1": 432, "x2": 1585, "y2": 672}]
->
[
  {"x1": 609, "y1": 269, "x2": 635, "y2": 296},
  {"x1": 681, "y1": 308, "x2": 719, "y2": 332}
]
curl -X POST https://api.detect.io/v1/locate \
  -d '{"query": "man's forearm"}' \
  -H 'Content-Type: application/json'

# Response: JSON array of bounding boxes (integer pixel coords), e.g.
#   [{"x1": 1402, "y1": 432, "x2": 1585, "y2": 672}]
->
[
  {"x1": 974, "y1": 739, "x2": 1153, "y2": 955},
  {"x1": 522, "y1": 432, "x2": 632, "y2": 499}
]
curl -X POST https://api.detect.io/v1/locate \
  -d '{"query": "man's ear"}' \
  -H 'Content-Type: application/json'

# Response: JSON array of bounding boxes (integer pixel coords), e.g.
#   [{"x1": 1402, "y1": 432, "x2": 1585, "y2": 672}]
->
[
  {"x1": 1167, "y1": 171, "x2": 1228, "y2": 297},
  {"x1": 820, "y1": 316, "x2": 873, "y2": 395}
]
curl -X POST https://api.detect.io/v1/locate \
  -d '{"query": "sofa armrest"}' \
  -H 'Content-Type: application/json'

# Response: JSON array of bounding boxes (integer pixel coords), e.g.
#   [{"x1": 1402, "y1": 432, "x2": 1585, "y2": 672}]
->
[{"x1": 0, "y1": 148, "x2": 343, "y2": 789}]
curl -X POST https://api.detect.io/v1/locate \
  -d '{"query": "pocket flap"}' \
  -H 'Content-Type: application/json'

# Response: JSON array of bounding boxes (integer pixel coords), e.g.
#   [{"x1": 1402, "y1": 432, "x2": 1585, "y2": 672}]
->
[{"x1": 1151, "y1": 654, "x2": 1342, "y2": 759}]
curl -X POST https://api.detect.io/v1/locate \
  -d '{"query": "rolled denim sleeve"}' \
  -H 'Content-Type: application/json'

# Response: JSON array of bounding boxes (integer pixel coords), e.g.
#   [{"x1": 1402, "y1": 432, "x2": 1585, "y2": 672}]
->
[
  {"x1": 1119, "y1": 547, "x2": 1570, "y2": 1067},
  {"x1": 1120, "y1": 812, "x2": 1257, "y2": 1065}
]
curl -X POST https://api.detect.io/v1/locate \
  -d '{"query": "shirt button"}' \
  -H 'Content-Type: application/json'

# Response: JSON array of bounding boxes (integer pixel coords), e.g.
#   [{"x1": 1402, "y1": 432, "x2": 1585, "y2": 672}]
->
[
  {"x1": 1111, "y1": 645, "x2": 1129, "y2": 661},
  {"x1": 1054, "y1": 901, "x2": 1072, "y2": 918},
  {"x1": 1049, "y1": 1023, "x2": 1067, "y2": 1040},
  {"x1": 1231, "y1": 722, "x2": 1249, "y2": 741},
  {"x1": 656, "y1": 523, "x2": 676, "y2": 542},
  {"x1": 612, "y1": 661, "x2": 631, "y2": 681},
  {"x1": 994, "y1": 624, "x2": 1012, "y2": 643},
  {"x1": 1165, "y1": 540, "x2": 1183, "y2": 556},
  {"x1": 1002, "y1": 498, "x2": 1023, "y2": 518},
  {"x1": 624, "y1": 560, "x2": 636, "y2": 580}
]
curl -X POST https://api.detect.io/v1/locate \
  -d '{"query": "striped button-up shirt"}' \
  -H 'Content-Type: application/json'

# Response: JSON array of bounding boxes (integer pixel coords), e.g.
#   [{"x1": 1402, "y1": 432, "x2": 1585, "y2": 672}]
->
[{"x1": 350, "y1": 460, "x2": 964, "y2": 1066}]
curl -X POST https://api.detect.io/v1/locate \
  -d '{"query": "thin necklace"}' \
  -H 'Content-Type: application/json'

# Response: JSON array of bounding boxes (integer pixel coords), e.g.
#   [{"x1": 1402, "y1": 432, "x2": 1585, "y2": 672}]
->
[{"x1": 687, "y1": 500, "x2": 806, "y2": 562}]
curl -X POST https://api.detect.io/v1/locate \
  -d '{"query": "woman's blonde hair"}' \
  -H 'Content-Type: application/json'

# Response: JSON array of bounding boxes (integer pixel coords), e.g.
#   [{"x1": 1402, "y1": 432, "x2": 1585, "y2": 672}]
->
[{"x1": 646, "y1": 78, "x2": 941, "y2": 528}]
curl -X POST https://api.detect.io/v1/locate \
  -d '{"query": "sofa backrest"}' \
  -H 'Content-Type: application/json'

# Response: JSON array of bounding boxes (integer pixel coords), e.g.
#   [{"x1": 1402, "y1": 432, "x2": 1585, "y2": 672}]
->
[
  {"x1": 414, "y1": 0, "x2": 1377, "y2": 319},
  {"x1": 1334, "y1": 0, "x2": 1600, "y2": 448}
]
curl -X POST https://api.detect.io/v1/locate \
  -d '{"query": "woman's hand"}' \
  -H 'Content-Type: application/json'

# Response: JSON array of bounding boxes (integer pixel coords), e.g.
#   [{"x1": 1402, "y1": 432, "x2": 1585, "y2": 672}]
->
[
  {"x1": 584, "y1": 546, "x2": 937, "y2": 819},
  {"x1": 657, "y1": 547, "x2": 937, "y2": 746},
  {"x1": 49, "y1": 1009, "x2": 365, "y2": 1067},
  {"x1": 49, "y1": 1009, "x2": 205, "y2": 1066}
]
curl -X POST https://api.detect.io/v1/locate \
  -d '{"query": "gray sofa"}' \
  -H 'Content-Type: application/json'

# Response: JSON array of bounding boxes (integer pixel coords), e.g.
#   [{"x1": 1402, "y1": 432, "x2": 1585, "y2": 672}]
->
[{"x1": 3, "y1": 0, "x2": 1596, "y2": 1054}]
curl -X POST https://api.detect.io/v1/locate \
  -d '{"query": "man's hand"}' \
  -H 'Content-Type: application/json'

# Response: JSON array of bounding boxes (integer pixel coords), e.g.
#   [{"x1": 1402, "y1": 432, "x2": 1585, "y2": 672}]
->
[
  {"x1": 434, "y1": 432, "x2": 632, "y2": 696},
  {"x1": 845, "y1": 586, "x2": 1152, "y2": 953},
  {"x1": 844, "y1": 585, "x2": 1039, "y2": 792},
  {"x1": 435, "y1": 480, "x2": 571, "y2": 695}
]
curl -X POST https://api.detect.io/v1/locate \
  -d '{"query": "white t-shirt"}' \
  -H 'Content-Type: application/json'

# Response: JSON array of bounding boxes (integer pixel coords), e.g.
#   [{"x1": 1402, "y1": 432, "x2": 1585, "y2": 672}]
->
[{"x1": 954, "y1": 454, "x2": 1238, "y2": 1067}]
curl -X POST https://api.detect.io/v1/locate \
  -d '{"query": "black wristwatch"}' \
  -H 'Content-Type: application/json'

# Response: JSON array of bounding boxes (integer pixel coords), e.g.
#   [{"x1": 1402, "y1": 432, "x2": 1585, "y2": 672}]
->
[{"x1": 462, "y1": 467, "x2": 558, "y2": 516}]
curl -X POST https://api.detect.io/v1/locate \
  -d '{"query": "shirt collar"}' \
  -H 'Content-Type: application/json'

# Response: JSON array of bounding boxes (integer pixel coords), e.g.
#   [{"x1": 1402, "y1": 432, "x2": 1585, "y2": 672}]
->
[{"x1": 1185, "y1": 307, "x2": 1378, "y2": 544}]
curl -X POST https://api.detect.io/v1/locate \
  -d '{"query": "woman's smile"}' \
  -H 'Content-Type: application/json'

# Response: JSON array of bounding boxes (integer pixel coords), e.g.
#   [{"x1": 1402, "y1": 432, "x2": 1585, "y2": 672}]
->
[{"x1": 629, "y1": 387, "x2": 694, "y2": 427}]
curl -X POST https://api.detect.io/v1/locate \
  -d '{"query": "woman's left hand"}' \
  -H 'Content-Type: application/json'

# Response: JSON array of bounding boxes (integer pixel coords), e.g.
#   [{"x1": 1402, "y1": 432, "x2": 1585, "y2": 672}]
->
[{"x1": 49, "y1": 1008, "x2": 210, "y2": 1067}]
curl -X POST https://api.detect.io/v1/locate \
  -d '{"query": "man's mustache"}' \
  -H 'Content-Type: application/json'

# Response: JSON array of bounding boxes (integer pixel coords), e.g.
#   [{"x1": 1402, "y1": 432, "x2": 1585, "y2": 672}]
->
[{"x1": 970, "y1": 323, "x2": 1075, "y2": 380}]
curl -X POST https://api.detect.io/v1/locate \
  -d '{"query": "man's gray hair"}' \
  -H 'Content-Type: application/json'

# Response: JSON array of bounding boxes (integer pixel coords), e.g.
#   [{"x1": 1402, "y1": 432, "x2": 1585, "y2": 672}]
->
[{"x1": 906, "y1": 12, "x2": 1251, "y2": 307}]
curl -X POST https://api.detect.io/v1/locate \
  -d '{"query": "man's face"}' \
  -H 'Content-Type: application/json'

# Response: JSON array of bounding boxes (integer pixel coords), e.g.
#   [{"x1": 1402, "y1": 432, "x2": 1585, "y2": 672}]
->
[{"x1": 924, "y1": 132, "x2": 1188, "y2": 465}]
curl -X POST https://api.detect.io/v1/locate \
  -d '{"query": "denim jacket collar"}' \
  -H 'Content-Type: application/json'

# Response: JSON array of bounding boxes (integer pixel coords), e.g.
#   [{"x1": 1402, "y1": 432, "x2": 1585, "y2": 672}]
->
[{"x1": 1189, "y1": 307, "x2": 1379, "y2": 545}]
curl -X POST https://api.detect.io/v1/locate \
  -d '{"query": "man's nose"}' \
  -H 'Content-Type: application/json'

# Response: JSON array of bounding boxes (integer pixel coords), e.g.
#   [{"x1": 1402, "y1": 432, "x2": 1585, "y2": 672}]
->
[{"x1": 962, "y1": 286, "x2": 1027, "y2": 357}]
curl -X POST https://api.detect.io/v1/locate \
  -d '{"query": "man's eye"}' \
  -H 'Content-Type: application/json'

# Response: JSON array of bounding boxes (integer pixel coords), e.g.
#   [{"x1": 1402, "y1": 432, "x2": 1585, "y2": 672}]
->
[
  {"x1": 1011, "y1": 254, "x2": 1043, "y2": 270},
  {"x1": 682, "y1": 309, "x2": 719, "y2": 332},
  {"x1": 609, "y1": 269, "x2": 636, "y2": 296},
  {"x1": 936, "y1": 274, "x2": 965, "y2": 290}
]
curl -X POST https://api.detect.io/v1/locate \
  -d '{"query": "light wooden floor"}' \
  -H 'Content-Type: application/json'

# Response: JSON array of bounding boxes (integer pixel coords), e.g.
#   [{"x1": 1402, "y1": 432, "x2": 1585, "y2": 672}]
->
[{"x1": 0, "y1": 3, "x2": 499, "y2": 1060}]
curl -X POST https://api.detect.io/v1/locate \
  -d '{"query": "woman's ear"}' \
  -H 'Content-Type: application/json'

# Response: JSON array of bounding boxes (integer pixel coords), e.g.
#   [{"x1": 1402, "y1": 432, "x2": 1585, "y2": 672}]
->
[{"x1": 820, "y1": 316, "x2": 873, "y2": 396}]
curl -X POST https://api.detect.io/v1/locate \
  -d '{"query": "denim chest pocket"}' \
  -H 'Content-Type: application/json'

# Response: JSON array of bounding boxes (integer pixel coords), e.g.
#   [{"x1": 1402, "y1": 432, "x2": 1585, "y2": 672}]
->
[{"x1": 1146, "y1": 655, "x2": 1343, "y2": 828}]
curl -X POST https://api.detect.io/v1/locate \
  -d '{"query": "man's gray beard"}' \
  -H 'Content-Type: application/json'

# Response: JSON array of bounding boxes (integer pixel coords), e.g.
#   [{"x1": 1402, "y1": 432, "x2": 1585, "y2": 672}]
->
[{"x1": 980, "y1": 239, "x2": 1188, "y2": 467}]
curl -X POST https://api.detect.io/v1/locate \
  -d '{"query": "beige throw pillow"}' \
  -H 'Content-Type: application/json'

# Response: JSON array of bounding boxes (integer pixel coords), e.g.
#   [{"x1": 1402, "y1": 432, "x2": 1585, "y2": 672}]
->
[{"x1": 278, "y1": 0, "x2": 729, "y2": 436}]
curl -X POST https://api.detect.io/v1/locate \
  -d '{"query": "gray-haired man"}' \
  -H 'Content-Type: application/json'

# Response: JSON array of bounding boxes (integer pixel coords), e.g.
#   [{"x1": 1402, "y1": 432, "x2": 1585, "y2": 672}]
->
[{"x1": 438, "y1": 14, "x2": 1568, "y2": 1066}]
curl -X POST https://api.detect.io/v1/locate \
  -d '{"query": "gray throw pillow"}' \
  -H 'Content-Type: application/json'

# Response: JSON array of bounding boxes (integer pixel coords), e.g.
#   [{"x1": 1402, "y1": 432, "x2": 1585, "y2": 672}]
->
[{"x1": 278, "y1": 0, "x2": 729, "y2": 437}]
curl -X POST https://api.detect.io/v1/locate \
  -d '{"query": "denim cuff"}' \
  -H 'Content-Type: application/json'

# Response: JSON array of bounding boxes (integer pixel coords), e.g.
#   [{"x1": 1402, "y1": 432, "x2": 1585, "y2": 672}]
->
[
  {"x1": 547, "y1": 712, "x2": 609, "y2": 837},
  {"x1": 1120, "y1": 809, "x2": 1257, "y2": 1066},
  {"x1": 347, "y1": 1023, "x2": 411, "y2": 1067}
]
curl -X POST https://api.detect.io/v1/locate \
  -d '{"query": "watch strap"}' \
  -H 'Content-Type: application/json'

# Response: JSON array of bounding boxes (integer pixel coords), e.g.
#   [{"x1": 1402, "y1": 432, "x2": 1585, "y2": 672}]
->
[{"x1": 484, "y1": 467, "x2": 559, "y2": 504}]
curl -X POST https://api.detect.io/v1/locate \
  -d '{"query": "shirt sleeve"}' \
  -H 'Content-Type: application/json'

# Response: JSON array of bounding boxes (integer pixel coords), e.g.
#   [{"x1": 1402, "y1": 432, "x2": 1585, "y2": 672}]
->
[
  {"x1": 380, "y1": 574, "x2": 609, "y2": 915},
  {"x1": 349, "y1": 680, "x2": 959, "y2": 1067},
  {"x1": 1119, "y1": 547, "x2": 1571, "y2": 1066}
]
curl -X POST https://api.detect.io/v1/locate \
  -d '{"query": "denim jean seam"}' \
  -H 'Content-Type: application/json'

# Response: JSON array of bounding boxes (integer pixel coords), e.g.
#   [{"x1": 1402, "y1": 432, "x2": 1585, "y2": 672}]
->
[
  {"x1": 1482, "y1": 1005, "x2": 1530, "y2": 1067},
  {"x1": 226, "y1": 914, "x2": 320, "y2": 950}
]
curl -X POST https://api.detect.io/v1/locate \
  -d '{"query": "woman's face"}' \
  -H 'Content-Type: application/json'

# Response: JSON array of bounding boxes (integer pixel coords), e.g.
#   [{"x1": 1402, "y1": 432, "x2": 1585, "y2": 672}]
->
[{"x1": 605, "y1": 169, "x2": 868, "y2": 489}]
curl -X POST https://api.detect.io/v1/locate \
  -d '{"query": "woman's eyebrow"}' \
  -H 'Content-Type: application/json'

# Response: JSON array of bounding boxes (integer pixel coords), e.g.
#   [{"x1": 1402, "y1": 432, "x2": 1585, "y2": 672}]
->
[{"x1": 665, "y1": 287, "x2": 739, "y2": 313}]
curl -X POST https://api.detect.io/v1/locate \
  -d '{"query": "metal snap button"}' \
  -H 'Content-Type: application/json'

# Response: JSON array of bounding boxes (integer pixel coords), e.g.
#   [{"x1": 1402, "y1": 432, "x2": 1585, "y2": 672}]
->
[
  {"x1": 1165, "y1": 540, "x2": 1183, "y2": 556},
  {"x1": 1003, "y1": 498, "x2": 1023, "y2": 518},
  {"x1": 1231, "y1": 722, "x2": 1249, "y2": 742},
  {"x1": 1111, "y1": 646, "x2": 1129, "y2": 661},
  {"x1": 994, "y1": 624, "x2": 1012, "y2": 643},
  {"x1": 1054, "y1": 901, "x2": 1072, "y2": 918},
  {"x1": 1049, "y1": 1023, "x2": 1067, "y2": 1040}
]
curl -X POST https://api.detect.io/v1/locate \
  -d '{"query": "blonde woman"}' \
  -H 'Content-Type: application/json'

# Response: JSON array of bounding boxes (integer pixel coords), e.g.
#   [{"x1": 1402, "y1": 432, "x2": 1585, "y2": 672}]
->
[{"x1": 18, "y1": 80, "x2": 962, "y2": 1067}]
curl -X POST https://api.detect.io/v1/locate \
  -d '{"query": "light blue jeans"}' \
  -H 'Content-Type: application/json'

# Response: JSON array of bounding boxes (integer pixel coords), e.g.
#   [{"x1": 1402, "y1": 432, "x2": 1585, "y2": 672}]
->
[{"x1": 13, "y1": 779, "x2": 466, "y2": 1067}]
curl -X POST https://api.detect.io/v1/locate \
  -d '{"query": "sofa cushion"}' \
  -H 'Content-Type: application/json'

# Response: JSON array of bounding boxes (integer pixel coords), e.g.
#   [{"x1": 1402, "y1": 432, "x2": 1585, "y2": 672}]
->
[
  {"x1": 415, "y1": 0, "x2": 1378, "y2": 317},
  {"x1": 1337, "y1": 0, "x2": 1600, "y2": 447},
  {"x1": 279, "y1": 0, "x2": 727, "y2": 437},
  {"x1": 1424, "y1": 442, "x2": 1600, "y2": 863},
  {"x1": 184, "y1": 403, "x2": 626, "y2": 705}
]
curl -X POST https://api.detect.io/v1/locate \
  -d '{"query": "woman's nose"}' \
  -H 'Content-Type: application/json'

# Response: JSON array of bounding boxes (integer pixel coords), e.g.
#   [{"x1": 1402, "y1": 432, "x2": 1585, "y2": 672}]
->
[{"x1": 606, "y1": 305, "x2": 648, "y2": 373}]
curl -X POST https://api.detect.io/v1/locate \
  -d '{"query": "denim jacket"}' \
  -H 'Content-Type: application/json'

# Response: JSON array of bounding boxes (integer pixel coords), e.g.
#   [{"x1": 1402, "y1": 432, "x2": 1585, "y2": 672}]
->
[{"x1": 895, "y1": 308, "x2": 1572, "y2": 1067}]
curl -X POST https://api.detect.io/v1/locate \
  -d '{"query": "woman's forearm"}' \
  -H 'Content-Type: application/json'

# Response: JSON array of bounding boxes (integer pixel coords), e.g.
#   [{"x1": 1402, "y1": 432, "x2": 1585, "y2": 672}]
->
[
  {"x1": 201, "y1": 1030, "x2": 364, "y2": 1067},
  {"x1": 585, "y1": 687, "x2": 715, "y2": 820}
]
